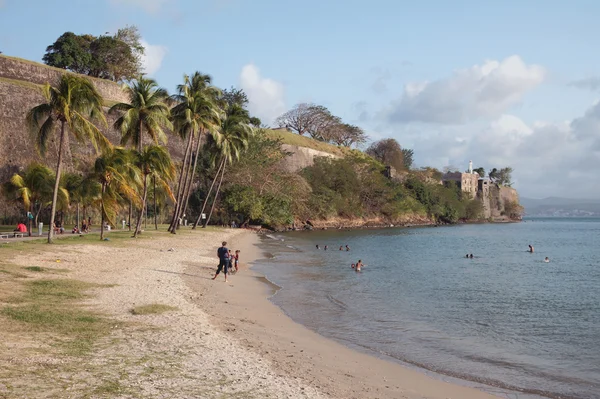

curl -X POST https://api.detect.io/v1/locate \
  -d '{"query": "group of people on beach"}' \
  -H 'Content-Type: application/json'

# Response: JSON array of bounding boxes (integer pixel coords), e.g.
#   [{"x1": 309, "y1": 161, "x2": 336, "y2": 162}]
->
[{"x1": 212, "y1": 241, "x2": 240, "y2": 283}]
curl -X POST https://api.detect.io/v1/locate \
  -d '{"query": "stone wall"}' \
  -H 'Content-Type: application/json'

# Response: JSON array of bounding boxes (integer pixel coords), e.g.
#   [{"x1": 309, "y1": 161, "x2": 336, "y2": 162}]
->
[
  {"x1": 0, "y1": 56, "x2": 186, "y2": 222},
  {"x1": 0, "y1": 55, "x2": 128, "y2": 103},
  {"x1": 279, "y1": 144, "x2": 340, "y2": 172}
]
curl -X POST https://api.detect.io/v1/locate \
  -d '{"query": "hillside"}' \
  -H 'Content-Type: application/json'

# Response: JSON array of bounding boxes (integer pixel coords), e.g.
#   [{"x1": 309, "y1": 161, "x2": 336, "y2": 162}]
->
[{"x1": 265, "y1": 128, "x2": 348, "y2": 156}]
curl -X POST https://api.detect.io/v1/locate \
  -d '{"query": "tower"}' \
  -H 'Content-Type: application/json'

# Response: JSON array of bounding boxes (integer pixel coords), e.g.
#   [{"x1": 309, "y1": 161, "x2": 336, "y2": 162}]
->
[{"x1": 468, "y1": 160, "x2": 473, "y2": 174}]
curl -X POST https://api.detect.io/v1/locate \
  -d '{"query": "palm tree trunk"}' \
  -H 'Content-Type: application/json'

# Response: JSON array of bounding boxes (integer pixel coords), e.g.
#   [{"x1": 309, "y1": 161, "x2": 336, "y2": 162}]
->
[
  {"x1": 171, "y1": 129, "x2": 197, "y2": 234},
  {"x1": 48, "y1": 121, "x2": 66, "y2": 244},
  {"x1": 153, "y1": 175, "x2": 158, "y2": 230},
  {"x1": 193, "y1": 158, "x2": 224, "y2": 229},
  {"x1": 100, "y1": 184, "x2": 106, "y2": 240},
  {"x1": 203, "y1": 162, "x2": 226, "y2": 228},
  {"x1": 134, "y1": 174, "x2": 148, "y2": 238},
  {"x1": 76, "y1": 202, "x2": 80, "y2": 232},
  {"x1": 168, "y1": 130, "x2": 194, "y2": 232},
  {"x1": 179, "y1": 128, "x2": 204, "y2": 229},
  {"x1": 128, "y1": 201, "x2": 132, "y2": 231},
  {"x1": 175, "y1": 130, "x2": 198, "y2": 230},
  {"x1": 28, "y1": 203, "x2": 33, "y2": 237}
]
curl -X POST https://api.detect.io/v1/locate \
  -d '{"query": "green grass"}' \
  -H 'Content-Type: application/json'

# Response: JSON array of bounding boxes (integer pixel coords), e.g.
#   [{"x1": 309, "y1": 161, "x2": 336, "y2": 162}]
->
[
  {"x1": 130, "y1": 303, "x2": 178, "y2": 315},
  {"x1": 23, "y1": 266, "x2": 44, "y2": 272},
  {"x1": 265, "y1": 129, "x2": 348, "y2": 156},
  {"x1": 1, "y1": 278, "x2": 112, "y2": 355}
]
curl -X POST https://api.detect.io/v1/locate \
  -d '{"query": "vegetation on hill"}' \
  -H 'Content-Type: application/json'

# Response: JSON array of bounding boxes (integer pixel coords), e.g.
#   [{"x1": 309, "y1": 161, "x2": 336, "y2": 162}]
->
[{"x1": 1, "y1": 50, "x2": 522, "y2": 237}]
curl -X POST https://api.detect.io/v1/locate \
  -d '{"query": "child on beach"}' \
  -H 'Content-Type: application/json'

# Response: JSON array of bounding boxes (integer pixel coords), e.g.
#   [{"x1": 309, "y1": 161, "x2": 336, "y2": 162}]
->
[{"x1": 234, "y1": 250, "x2": 240, "y2": 272}]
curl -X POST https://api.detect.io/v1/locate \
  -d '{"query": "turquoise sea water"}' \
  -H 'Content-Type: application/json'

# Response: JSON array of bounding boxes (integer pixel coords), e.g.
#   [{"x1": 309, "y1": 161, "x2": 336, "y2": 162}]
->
[{"x1": 253, "y1": 218, "x2": 600, "y2": 399}]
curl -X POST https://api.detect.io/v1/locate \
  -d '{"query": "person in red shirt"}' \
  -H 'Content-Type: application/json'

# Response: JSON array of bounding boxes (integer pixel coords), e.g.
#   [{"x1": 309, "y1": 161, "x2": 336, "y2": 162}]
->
[{"x1": 15, "y1": 222, "x2": 27, "y2": 233}]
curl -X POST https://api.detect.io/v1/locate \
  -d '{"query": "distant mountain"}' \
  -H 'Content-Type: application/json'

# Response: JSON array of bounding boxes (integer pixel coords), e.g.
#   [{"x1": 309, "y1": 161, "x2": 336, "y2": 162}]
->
[{"x1": 520, "y1": 197, "x2": 600, "y2": 217}]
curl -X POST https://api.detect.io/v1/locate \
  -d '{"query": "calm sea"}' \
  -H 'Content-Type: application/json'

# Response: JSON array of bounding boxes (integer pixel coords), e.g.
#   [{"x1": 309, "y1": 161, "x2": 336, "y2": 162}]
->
[{"x1": 253, "y1": 218, "x2": 600, "y2": 399}]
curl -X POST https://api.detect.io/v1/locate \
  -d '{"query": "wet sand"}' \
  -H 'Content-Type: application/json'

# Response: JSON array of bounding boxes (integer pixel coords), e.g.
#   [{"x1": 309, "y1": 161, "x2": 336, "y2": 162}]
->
[{"x1": 185, "y1": 232, "x2": 508, "y2": 399}]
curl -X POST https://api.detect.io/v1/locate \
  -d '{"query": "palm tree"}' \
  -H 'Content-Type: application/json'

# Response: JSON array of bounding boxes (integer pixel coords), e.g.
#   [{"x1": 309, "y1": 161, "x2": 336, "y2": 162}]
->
[
  {"x1": 196, "y1": 103, "x2": 253, "y2": 228},
  {"x1": 3, "y1": 163, "x2": 61, "y2": 236},
  {"x1": 132, "y1": 145, "x2": 175, "y2": 237},
  {"x1": 92, "y1": 148, "x2": 140, "y2": 240},
  {"x1": 168, "y1": 72, "x2": 222, "y2": 233},
  {"x1": 27, "y1": 74, "x2": 109, "y2": 243},
  {"x1": 109, "y1": 77, "x2": 172, "y2": 153}
]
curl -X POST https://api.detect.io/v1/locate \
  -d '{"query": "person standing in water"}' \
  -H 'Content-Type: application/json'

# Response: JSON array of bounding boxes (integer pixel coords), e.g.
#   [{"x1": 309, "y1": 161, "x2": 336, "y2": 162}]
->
[
  {"x1": 544, "y1": 257, "x2": 550, "y2": 263},
  {"x1": 528, "y1": 244, "x2": 534, "y2": 253},
  {"x1": 356, "y1": 259, "x2": 363, "y2": 272}
]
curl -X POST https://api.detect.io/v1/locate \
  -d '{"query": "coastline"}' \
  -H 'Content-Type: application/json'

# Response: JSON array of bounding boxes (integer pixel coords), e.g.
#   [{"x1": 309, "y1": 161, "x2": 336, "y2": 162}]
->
[{"x1": 185, "y1": 230, "x2": 509, "y2": 399}]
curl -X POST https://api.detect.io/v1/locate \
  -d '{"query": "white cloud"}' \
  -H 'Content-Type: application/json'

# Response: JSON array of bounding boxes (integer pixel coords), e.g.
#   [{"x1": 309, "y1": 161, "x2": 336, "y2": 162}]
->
[
  {"x1": 239, "y1": 64, "x2": 286, "y2": 125},
  {"x1": 568, "y1": 77, "x2": 600, "y2": 91},
  {"x1": 108, "y1": 0, "x2": 174, "y2": 14},
  {"x1": 140, "y1": 40, "x2": 167, "y2": 76},
  {"x1": 385, "y1": 55, "x2": 545, "y2": 124},
  {"x1": 404, "y1": 106, "x2": 600, "y2": 198}
]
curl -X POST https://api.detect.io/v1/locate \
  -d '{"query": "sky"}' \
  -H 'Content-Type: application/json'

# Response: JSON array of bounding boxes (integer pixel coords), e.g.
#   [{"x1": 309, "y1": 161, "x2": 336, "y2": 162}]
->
[{"x1": 1, "y1": 0, "x2": 600, "y2": 199}]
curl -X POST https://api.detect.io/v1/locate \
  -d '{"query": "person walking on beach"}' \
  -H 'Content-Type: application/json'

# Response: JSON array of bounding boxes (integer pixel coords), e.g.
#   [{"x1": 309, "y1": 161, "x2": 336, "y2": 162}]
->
[{"x1": 212, "y1": 241, "x2": 230, "y2": 282}]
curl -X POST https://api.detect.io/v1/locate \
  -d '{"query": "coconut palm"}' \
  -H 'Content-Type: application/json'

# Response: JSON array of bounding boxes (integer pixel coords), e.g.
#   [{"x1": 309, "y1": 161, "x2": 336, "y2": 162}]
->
[
  {"x1": 109, "y1": 76, "x2": 172, "y2": 153},
  {"x1": 27, "y1": 74, "x2": 109, "y2": 243},
  {"x1": 168, "y1": 72, "x2": 222, "y2": 233},
  {"x1": 196, "y1": 103, "x2": 253, "y2": 228},
  {"x1": 3, "y1": 163, "x2": 62, "y2": 236},
  {"x1": 132, "y1": 145, "x2": 175, "y2": 237},
  {"x1": 92, "y1": 148, "x2": 140, "y2": 240}
]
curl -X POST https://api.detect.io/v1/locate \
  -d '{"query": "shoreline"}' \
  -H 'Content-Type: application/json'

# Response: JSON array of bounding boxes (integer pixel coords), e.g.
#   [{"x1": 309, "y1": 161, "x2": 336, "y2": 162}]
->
[{"x1": 185, "y1": 230, "x2": 516, "y2": 399}]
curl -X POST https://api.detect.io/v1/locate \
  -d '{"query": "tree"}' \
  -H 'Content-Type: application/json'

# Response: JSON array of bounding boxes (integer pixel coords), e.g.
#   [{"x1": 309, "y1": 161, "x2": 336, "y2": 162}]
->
[
  {"x1": 109, "y1": 77, "x2": 172, "y2": 153},
  {"x1": 168, "y1": 72, "x2": 222, "y2": 233},
  {"x1": 132, "y1": 145, "x2": 175, "y2": 237},
  {"x1": 198, "y1": 104, "x2": 253, "y2": 228},
  {"x1": 401, "y1": 148, "x2": 414, "y2": 169},
  {"x1": 497, "y1": 167, "x2": 513, "y2": 186},
  {"x1": 305, "y1": 105, "x2": 340, "y2": 141},
  {"x1": 42, "y1": 32, "x2": 94, "y2": 74},
  {"x1": 222, "y1": 87, "x2": 249, "y2": 108},
  {"x1": 3, "y1": 163, "x2": 60, "y2": 235},
  {"x1": 275, "y1": 103, "x2": 314, "y2": 135},
  {"x1": 27, "y1": 74, "x2": 109, "y2": 243},
  {"x1": 473, "y1": 167, "x2": 485, "y2": 178},
  {"x1": 366, "y1": 138, "x2": 405, "y2": 172},
  {"x1": 92, "y1": 148, "x2": 140, "y2": 240},
  {"x1": 42, "y1": 26, "x2": 144, "y2": 82},
  {"x1": 323, "y1": 123, "x2": 368, "y2": 147}
]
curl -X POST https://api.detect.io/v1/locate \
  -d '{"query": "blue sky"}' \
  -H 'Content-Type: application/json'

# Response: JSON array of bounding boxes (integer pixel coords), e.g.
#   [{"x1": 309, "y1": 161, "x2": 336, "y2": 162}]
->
[{"x1": 1, "y1": 0, "x2": 600, "y2": 198}]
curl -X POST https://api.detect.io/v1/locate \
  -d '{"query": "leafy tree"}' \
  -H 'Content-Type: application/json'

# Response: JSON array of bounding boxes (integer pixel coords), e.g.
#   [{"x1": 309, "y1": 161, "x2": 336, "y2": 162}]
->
[
  {"x1": 3, "y1": 163, "x2": 61, "y2": 235},
  {"x1": 132, "y1": 146, "x2": 175, "y2": 237},
  {"x1": 26, "y1": 74, "x2": 109, "y2": 243},
  {"x1": 473, "y1": 167, "x2": 485, "y2": 177},
  {"x1": 323, "y1": 123, "x2": 368, "y2": 147},
  {"x1": 497, "y1": 167, "x2": 513, "y2": 186},
  {"x1": 42, "y1": 32, "x2": 94, "y2": 74},
  {"x1": 275, "y1": 103, "x2": 315, "y2": 136},
  {"x1": 465, "y1": 199, "x2": 484, "y2": 219},
  {"x1": 169, "y1": 72, "x2": 222, "y2": 233},
  {"x1": 222, "y1": 87, "x2": 249, "y2": 108},
  {"x1": 401, "y1": 148, "x2": 414, "y2": 169},
  {"x1": 43, "y1": 26, "x2": 144, "y2": 81},
  {"x1": 109, "y1": 77, "x2": 172, "y2": 153},
  {"x1": 366, "y1": 138, "x2": 405, "y2": 172}
]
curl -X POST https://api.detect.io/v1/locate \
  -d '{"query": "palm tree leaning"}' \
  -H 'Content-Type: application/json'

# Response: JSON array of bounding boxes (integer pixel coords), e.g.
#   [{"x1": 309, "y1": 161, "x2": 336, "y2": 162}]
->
[
  {"x1": 168, "y1": 72, "x2": 221, "y2": 233},
  {"x1": 133, "y1": 145, "x2": 175, "y2": 237},
  {"x1": 195, "y1": 103, "x2": 253, "y2": 228},
  {"x1": 27, "y1": 74, "x2": 109, "y2": 243},
  {"x1": 4, "y1": 163, "x2": 61, "y2": 236}
]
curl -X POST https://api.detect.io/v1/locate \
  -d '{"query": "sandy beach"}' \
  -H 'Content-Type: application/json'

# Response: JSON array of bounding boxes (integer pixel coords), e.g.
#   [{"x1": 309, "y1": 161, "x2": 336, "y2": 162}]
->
[{"x1": 1, "y1": 228, "x2": 508, "y2": 398}]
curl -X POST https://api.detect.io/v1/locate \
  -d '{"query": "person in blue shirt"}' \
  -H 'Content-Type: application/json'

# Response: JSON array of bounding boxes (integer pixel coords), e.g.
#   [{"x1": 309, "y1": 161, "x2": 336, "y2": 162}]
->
[{"x1": 212, "y1": 241, "x2": 230, "y2": 282}]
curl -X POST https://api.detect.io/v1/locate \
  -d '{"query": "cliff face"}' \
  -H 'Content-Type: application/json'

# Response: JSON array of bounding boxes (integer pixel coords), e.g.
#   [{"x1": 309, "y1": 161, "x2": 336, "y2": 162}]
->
[
  {"x1": 279, "y1": 144, "x2": 340, "y2": 172},
  {"x1": 0, "y1": 55, "x2": 186, "y2": 221}
]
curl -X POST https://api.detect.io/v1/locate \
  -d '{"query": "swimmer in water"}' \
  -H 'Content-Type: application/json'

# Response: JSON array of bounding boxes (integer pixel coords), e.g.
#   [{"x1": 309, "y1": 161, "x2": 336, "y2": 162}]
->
[
  {"x1": 351, "y1": 263, "x2": 355, "y2": 269},
  {"x1": 339, "y1": 246, "x2": 343, "y2": 251},
  {"x1": 544, "y1": 257, "x2": 550, "y2": 263},
  {"x1": 528, "y1": 244, "x2": 534, "y2": 253},
  {"x1": 346, "y1": 245, "x2": 350, "y2": 251},
  {"x1": 324, "y1": 245, "x2": 328, "y2": 251},
  {"x1": 469, "y1": 254, "x2": 474, "y2": 259},
  {"x1": 356, "y1": 259, "x2": 363, "y2": 272},
  {"x1": 466, "y1": 254, "x2": 469, "y2": 258},
  {"x1": 316, "y1": 244, "x2": 320, "y2": 250}
]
